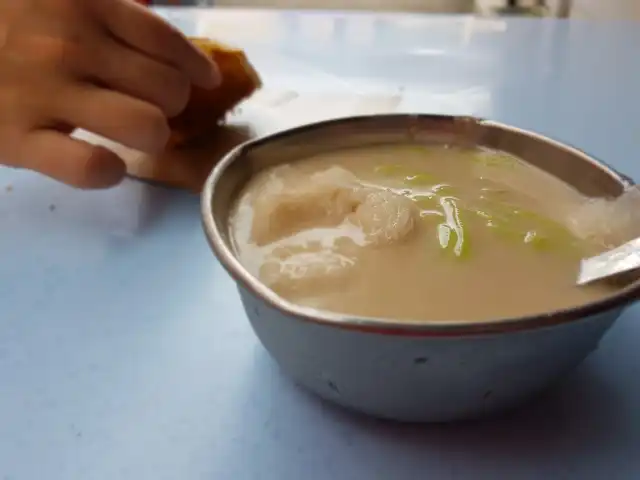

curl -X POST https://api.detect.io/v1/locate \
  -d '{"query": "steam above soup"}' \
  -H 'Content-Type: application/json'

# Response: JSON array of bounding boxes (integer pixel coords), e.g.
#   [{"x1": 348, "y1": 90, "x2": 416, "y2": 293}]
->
[{"x1": 229, "y1": 144, "x2": 620, "y2": 322}]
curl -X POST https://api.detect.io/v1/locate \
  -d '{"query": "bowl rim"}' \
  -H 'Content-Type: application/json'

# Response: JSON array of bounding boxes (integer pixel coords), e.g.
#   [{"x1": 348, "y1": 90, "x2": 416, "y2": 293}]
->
[{"x1": 201, "y1": 113, "x2": 639, "y2": 337}]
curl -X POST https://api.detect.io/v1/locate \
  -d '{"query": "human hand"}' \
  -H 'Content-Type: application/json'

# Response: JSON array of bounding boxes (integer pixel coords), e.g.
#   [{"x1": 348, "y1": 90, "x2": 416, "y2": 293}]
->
[{"x1": 0, "y1": 0, "x2": 219, "y2": 188}]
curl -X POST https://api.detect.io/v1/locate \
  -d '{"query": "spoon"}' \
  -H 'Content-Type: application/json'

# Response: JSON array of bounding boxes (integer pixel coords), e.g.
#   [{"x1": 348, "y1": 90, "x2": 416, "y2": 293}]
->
[
  {"x1": 577, "y1": 237, "x2": 640, "y2": 286},
  {"x1": 571, "y1": 185, "x2": 640, "y2": 286}
]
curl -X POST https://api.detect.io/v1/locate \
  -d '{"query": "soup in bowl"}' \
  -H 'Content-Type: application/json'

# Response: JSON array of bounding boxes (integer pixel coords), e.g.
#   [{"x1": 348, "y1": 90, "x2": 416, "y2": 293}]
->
[{"x1": 201, "y1": 115, "x2": 639, "y2": 422}]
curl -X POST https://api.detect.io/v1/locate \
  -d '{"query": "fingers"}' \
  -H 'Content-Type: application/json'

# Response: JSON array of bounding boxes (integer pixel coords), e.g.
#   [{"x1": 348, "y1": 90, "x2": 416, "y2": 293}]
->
[
  {"x1": 15, "y1": 31, "x2": 192, "y2": 119},
  {"x1": 53, "y1": 83, "x2": 170, "y2": 153},
  {"x1": 17, "y1": 130, "x2": 126, "y2": 189},
  {"x1": 88, "y1": 37, "x2": 191, "y2": 118},
  {"x1": 93, "y1": 0, "x2": 219, "y2": 89}
]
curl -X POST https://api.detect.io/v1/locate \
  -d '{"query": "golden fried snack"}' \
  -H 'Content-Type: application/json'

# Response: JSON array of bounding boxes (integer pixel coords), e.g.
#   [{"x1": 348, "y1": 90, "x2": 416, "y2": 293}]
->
[
  {"x1": 116, "y1": 39, "x2": 261, "y2": 192},
  {"x1": 128, "y1": 124, "x2": 252, "y2": 193},
  {"x1": 167, "y1": 38, "x2": 262, "y2": 148}
]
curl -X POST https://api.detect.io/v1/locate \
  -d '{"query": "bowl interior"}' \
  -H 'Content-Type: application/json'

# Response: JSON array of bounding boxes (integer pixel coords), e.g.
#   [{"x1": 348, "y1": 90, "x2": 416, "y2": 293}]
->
[{"x1": 202, "y1": 114, "x2": 640, "y2": 334}]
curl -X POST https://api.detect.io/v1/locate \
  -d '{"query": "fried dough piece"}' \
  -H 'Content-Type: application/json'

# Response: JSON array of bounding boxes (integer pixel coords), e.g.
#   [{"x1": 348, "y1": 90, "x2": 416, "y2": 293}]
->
[
  {"x1": 121, "y1": 39, "x2": 260, "y2": 192},
  {"x1": 128, "y1": 124, "x2": 252, "y2": 193},
  {"x1": 250, "y1": 167, "x2": 362, "y2": 246},
  {"x1": 168, "y1": 38, "x2": 262, "y2": 148}
]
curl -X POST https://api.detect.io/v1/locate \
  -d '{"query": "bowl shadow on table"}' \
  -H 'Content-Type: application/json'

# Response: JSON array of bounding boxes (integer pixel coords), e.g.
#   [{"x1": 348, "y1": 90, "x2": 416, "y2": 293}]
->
[
  {"x1": 243, "y1": 346, "x2": 626, "y2": 472},
  {"x1": 1, "y1": 171, "x2": 165, "y2": 239}
]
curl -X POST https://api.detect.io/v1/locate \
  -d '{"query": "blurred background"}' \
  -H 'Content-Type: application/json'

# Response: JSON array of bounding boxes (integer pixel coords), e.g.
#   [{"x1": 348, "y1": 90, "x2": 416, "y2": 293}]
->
[{"x1": 147, "y1": 0, "x2": 640, "y2": 20}]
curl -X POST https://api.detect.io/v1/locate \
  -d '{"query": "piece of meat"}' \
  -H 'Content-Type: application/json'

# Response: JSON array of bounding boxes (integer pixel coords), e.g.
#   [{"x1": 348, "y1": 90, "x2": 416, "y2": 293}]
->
[
  {"x1": 260, "y1": 250, "x2": 356, "y2": 299},
  {"x1": 167, "y1": 38, "x2": 262, "y2": 148},
  {"x1": 250, "y1": 167, "x2": 361, "y2": 246},
  {"x1": 250, "y1": 167, "x2": 417, "y2": 247},
  {"x1": 350, "y1": 189, "x2": 417, "y2": 246}
]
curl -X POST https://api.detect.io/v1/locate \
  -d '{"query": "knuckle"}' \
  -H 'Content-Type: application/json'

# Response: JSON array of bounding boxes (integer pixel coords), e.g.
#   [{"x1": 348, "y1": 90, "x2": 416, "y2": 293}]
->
[
  {"x1": 163, "y1": 26, "x2": 187, "y2": 51},
  {"x1": 108, "y1": 46, "x2": 190, "y2": 118},
  {"x1": 36, "y1": 36, "x2": 79, "y2": 71}
]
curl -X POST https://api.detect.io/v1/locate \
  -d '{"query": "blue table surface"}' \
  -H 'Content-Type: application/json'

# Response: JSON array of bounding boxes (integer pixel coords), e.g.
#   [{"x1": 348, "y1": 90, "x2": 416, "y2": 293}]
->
[{"x1": 2, "y1": 8, "x2": 640, "y2": 480}]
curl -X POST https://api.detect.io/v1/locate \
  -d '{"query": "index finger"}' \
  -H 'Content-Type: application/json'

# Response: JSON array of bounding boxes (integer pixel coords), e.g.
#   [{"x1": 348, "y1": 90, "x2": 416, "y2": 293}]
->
[{"x1": 92, "y1": 0, "x2": 219, "y2": 89}]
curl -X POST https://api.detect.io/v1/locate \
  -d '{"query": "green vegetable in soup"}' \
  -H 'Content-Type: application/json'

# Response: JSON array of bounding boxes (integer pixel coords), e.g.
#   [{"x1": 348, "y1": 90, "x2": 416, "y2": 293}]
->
[
  {"x1": 411, "y1": 194, "x2": 436, "y2": 209},
  {"x1": 404, "y1": 173, "x2": 437, "y2": 186},
  {"x1": 438, "y1": 197, "x2": 470, "y2": 258},
  {"x1": 374, "y1": 164, "x2": 439, "y2": 188},
  {"x1": 431, "y1": 184, "x2": 455, "y2": 195},
  {"x1": 411, "y1": 195, "x2": 443, "y2": 220},
  {"x1": 484, "y1": 218, "x2": 527, "y2": 244},
  {"x1": 474, "y1": 195, "x2": 519, "y2": 221},
  {"x1": 523, "y1": 230, "x2": 553, "y2": 251},
  {"x1": 377, "y1": 160, "x2": 583, "y2": 259},
  {"x1": 437, "y1": 223, "x2": 451, "y2": 249},
  {"x1": 519, "y1": 211, "x2": 585, "y2": 254},
  {"x1": 470, "y1": 194, "x2": 583, "y2": 254},
  {"x1": 374, "y1": 164, "x2": 406, "y2": 176}
]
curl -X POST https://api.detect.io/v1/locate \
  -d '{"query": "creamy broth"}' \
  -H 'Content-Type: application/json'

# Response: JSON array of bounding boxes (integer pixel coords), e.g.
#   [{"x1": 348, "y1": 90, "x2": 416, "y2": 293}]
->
[{"x1": 229, "y1": 144, "x2": 619, "y2": 322}]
